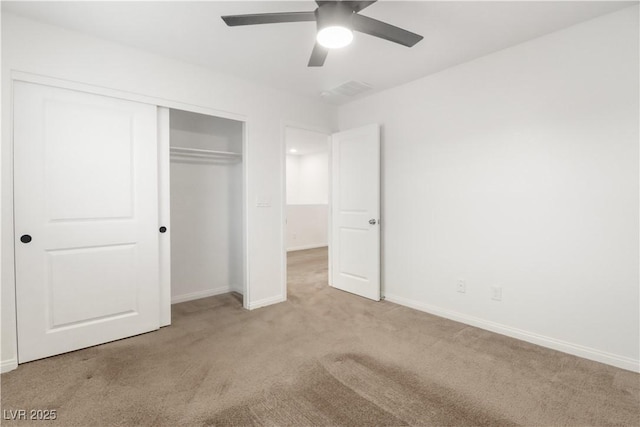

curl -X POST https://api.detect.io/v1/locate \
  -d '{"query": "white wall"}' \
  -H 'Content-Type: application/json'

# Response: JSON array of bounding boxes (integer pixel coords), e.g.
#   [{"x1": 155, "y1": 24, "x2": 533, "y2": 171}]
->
[
  {"x1": 286, "y1": 150, "x2": 329, "y2": 251},
  {"x1": 286, "y1": 205, "x2": 329, "y2": 251},
  {"x1": 286, "y1": 152, "x2": 329, "y2": 205},
  {"x1": 170, "y1": 110, "x2": 243, "y2": 303},
  {"x1": 298, "y1": 152, "x2": 329, "y2": 205},
  {"x1": 286, "y1": 155, "x2": 301, "y2": 204},
  {"x1": 339, "y1": 6, "x2": 639, "y2": 371},
  {"x1": 0, "y1": 5, "x2": 4, "y2": 373},
  {"x1": 170, "y1": 109, "x2": 243, "y2": 152},
  {"x1": 1, "y1": 13, "x2": 336, "y2": 371}
]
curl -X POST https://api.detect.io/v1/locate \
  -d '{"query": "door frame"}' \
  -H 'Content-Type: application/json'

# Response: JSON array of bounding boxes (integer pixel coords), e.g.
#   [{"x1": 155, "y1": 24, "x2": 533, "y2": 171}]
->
[
  {"x1": 157, "y1": 107, "x2": 249, "y2": 319},
  {"x1": 281, "y1": 122, "x2": 333, "y2": 300},
  {"x1": 4, "y1": 71, "x2": 251, "y2": 371}
]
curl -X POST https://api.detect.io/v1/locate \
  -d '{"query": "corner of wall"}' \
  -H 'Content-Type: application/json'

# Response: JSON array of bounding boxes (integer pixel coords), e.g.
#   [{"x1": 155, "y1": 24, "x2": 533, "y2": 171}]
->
[
  {"x1": 247, "y1": 294, "x2": 286, "y2": 310},
  {"x1": 1, "y1": 357, "x2": 18, "y2": 374},
  {"x1": 171, "y1": 286, "x2": 233, "y2": 305}
]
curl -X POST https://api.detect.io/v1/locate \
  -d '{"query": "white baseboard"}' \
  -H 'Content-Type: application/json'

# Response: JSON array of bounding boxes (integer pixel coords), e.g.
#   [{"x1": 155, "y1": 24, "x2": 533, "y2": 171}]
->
[
  {"x1": 287, "y1": 244, "x2": 328, "y2": 252},
  {"x1": 247, "y1": 294, "x2": 286, "y2": 310},
  {"x1": 1, "y1": 358, "x2": 18, "y2": 373},
  {"x1": 171, "y1": 286, "x2": 232, "y2": 304},
  {"x1": 384, "y1": 293, "x2": 640, "y2": 373}
]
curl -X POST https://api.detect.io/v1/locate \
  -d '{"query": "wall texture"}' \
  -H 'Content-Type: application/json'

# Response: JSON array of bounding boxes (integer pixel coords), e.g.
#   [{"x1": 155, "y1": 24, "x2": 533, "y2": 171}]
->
[
  {"x1": 1, "y1": 13, "x2": 336, "y2": 371},
  {"x1": 339, "y1": 6, "x2": 639, "y2": 371}
]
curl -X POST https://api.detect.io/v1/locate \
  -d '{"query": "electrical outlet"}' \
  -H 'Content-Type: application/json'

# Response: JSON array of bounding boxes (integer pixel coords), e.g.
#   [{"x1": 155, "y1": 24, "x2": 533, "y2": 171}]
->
[
  {"x1": 457, "y1": 279, "x2": 466, "y2": 293},
  {"x1": 491, "y1": 286, "x2": 502, "y2": 301}
]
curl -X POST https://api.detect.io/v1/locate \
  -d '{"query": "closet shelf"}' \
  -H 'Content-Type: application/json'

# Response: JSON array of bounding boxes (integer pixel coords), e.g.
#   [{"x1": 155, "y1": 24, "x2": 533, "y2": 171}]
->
[{"x1": 170, "y1": 147, "x2": 242, "y2": 163}]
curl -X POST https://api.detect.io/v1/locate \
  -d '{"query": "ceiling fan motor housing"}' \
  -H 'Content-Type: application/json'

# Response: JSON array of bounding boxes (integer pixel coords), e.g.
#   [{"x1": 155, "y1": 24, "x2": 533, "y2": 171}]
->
[{"x1": 315, "y1": 2, "x2": 355, "y2": 32}]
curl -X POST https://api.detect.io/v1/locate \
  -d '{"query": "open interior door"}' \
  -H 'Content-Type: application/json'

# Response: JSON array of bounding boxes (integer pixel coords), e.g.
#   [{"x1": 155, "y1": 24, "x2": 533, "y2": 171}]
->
[{"x1": 330, "y1": 124, "x2": 380, "y2": 301}]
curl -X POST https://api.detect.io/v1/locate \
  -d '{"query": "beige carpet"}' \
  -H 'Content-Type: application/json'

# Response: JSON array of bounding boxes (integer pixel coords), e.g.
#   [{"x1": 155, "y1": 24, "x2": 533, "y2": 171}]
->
[{"x1": 1, "y1": 247, "x2": 639, "y2": 426}]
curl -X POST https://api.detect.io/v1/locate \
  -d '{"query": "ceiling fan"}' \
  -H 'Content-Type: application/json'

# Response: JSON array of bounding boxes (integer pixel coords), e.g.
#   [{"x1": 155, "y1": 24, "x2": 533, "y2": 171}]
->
[{"x1": 221, "y1": 1, "x2": 423, "y2": 67}]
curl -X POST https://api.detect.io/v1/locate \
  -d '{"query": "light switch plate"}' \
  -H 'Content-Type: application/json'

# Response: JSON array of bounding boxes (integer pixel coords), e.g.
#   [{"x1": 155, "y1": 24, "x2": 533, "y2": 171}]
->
[{"x1": 256, "y1": 196, "x2": 271, "y2": 207}]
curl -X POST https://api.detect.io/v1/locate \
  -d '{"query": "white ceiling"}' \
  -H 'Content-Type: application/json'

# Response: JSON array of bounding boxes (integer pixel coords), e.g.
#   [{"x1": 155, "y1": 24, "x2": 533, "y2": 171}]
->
[
  {"x1": 286, "y1": 127, "x2": 329, "y2": 155},
  {"x1": 3, "y1": 1, "x2": 635, "y2": 105}
]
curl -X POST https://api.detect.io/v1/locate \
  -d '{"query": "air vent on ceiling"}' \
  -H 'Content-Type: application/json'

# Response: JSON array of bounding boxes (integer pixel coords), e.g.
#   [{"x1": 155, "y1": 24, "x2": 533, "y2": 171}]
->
[{"x1": 323, "y1": 80, "x2": 373, "y2": 98}]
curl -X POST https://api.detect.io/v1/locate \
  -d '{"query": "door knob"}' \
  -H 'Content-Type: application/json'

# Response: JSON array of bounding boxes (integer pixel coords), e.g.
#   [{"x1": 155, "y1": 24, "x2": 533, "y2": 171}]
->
[
  {"x1": 159, "y1": 226, "x2": 167, "y2": 233},
  {"x1": 369, "y1": 219, "x2": 377, "y2": 225},
  {"x1": 20, "y1": 234, "x2": 32, "y2": 243}
]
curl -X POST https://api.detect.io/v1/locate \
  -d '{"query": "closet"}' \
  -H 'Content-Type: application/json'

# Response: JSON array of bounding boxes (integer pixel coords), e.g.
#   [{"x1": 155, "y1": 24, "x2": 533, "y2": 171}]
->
[
  {"x1": 13, "y1": 80, "x2": 246, "y2": 363},
  {"x1": 168, "y1": 109, "x2": 245, "y2": 305}
]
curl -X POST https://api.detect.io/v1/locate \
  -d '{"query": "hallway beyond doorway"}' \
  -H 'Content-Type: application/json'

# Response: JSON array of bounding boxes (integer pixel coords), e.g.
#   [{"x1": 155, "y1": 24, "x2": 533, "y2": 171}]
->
[{"x1": 287, "y1": 247, "x2": 329, "y2": 298}]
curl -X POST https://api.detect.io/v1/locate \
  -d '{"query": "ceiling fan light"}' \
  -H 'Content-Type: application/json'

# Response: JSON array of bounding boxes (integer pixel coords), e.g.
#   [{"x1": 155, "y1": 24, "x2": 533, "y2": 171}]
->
[{"x1": 317, "y1": 26, "x2": 353, "y2": 49}]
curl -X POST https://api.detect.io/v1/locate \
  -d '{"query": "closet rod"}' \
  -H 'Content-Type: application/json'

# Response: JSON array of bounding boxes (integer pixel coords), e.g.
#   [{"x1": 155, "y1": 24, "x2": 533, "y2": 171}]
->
[{"x1": 170, "y1": 147, "x2": 242, "y2": 159}]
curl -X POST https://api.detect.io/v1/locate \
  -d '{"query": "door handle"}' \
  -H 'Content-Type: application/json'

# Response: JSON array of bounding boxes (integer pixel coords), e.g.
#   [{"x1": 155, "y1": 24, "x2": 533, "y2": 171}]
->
[
  {"x1": 20, "y1": 234, "x2": 32, "y2": 243},
  {"x1": 369, "y1": 219, "x2": 377, "y2": 225},
  {"x1": 159, "y1": 226, "x2": 167, "y2": 233}
]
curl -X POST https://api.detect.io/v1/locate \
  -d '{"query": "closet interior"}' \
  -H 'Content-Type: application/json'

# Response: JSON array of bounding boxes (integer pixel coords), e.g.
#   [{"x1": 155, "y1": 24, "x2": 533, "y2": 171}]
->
[{"x1": 169, "y1": 109, "x2": 244, "y2": 305}]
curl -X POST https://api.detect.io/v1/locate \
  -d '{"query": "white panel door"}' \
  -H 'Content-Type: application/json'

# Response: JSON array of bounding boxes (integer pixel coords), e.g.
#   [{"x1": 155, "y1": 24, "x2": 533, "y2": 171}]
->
[
  {"x1": 14, "y1": 82, "x2": 160, "y2": 363},
  {"x1": 331, "y1": 124, "x2": 380, "y2": 301}
]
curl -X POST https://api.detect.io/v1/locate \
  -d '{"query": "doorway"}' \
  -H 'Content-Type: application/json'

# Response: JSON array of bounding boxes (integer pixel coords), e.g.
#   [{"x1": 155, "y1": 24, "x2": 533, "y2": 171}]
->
[
  {"x1": 167, "y1": 109, "x2": 245, "y2": 308},
  {"x1": 284, "y1": 126, "x2": 331, "y2": 299}
]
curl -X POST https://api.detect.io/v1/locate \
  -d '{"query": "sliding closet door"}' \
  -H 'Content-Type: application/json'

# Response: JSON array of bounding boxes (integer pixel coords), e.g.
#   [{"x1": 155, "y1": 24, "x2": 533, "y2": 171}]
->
[{"x1": 14, "y1": 82, "x2": 160, "y2": 363}]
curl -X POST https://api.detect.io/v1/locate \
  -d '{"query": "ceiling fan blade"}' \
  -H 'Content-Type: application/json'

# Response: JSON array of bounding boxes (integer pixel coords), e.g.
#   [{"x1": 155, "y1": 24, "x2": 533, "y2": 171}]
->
[
  {"x1": 352, "y1": 14, "x2": 423, "y2": 47},
  {"x1": 316, "y1": 1, "x2": 377, "y2": 13},
  {"x1": 345, "y1": 1, "x2": 377, "y2": 13},
  {"x1": 222, "y1": 11, "x2": 316, "y2": 26},
  {"x1": 308, "y1": 43, "x2": 329, "y2": 67}
]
